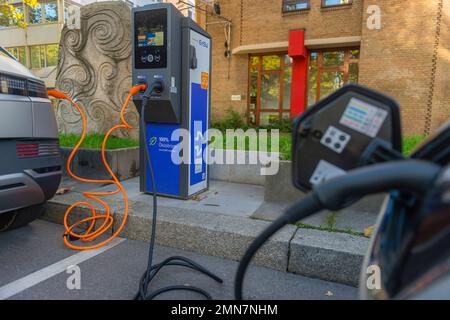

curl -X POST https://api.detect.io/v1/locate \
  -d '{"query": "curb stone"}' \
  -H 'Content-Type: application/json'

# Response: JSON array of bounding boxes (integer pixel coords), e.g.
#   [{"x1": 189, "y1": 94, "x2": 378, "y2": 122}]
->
[{"x1": 43, "y1": 193, "x2": 368, "y2": 286}]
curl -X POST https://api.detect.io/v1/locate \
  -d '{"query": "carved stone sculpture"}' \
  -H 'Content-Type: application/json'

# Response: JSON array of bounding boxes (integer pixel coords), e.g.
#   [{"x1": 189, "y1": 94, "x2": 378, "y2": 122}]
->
[{"x1": 55, "y1": 1, "x2": 138, "y2": 139}]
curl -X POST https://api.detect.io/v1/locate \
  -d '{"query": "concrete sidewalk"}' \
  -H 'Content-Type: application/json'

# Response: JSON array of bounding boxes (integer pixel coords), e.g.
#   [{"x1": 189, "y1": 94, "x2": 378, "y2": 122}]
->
[
  {"x1": 59, "y1": 176, "x2": 380, "y2": 233},
  {"x1": 43, "y1": 177, "x2": 372, "y2": 286}
]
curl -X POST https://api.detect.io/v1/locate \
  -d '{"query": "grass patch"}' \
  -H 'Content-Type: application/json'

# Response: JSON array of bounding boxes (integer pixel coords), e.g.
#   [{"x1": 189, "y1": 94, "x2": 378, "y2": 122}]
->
[
  {"x1": 59, "y1": 133, "x2": 139, "y2": 150},
  {"x1": 210, "y1": 132, "x2": 292, "y2": 160},
  {"x1": 325, "y1": 212, "x2": 337, "y2": 229},
  {"x1": 211, "y1": 132, "x2": 426, "y2": 160},
  {"x1": 403, "y1": 135, "x2": 426, "y2": 156},
  {"x1": 295, "y1": 222, "x2": 364, "y2": 237},
  {"x1": 59, "y1": 131, "x2": 426, "y2": 157}
]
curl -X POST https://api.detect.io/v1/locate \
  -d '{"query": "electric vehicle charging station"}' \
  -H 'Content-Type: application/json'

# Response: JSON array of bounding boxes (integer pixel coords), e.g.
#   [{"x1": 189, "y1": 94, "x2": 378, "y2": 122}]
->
[
  {"x1": 132, "y1": 3, "x2": 211, "y2": 199},
  {"x1": 129, "y1": 3, "x2": 222, "y2": 300},
  {"x1": 3, "y1": 0, "x2": 447, "y2": 303}
]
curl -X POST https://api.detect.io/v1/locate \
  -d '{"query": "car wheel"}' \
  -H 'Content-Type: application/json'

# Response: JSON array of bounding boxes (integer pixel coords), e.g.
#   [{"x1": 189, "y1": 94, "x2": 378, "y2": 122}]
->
[{"x1": 0, "y1": 203, "x2": 45, "y2": 232}]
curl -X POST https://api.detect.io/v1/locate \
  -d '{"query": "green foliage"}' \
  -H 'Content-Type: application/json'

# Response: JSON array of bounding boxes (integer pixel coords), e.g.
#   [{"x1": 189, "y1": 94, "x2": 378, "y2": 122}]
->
[
  {"x1": 211, "y1": 108, "x2": 293, "y2": 133},
  {"x1": 210, "y1": 131, "x2": 425, "y2": 161},
  {"x1": 278, "y1": 133, "x2": 292, "y2": 160},
  {"x1": 403, "y1": 135, "x2": 426, "y2": 156},
  {"x1": 295, "y1": 222, "x2": 364, "y2": 237},
  {"x1": 0, "y1": 0, "x2": 39, "y2": 28},
  {"x1": 209, "y1": 132, "x2": 292, "y2": 160},
  {"x1": 59, "y1": 133, "x2": 139, "y2": 150},
  {"x1": 325, "y1": 212, "x2": 337, "y2": 230},
  {"x1": 211, "y1": 108, "x2": 249, "y2": 131},
  {"x1": 259, "y1": 117, "x2": 293, "y2": 133},
  {"x1": 59, "y1": 128, "x2": 425, "y2": 161}
]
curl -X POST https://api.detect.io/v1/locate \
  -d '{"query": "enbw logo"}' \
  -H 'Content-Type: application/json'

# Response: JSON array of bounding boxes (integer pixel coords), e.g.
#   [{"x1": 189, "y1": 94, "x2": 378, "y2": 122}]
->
[{"x1": 199, "y1": 40, "x2": 208, "y2": 48}]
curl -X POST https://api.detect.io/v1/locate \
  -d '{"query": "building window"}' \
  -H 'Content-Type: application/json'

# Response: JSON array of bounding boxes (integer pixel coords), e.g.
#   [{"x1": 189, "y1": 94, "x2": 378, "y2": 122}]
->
[
  {"x1": 248, "y1": 54, "x2": 292, "y2": 126},
  {"x1": 29, "y1": 1, "x2": 59, "y2": 25},
  {"x1": 30, "y1": 44, "x2": 59, "y2": 69},
  {"x1": 307, "y1": 48, "x2": 359, "y2": 106},
  {"x1": 0, "y1": 4, "x2": 24, "y2": 28},
  {"x1": 5, "y1": 47, "x2": 26, "y2": 66},
  {"x1": 283, "y1": 0, "x2": 310, "y2": 12},
  {"x1": 28, "y1": 4, "x2": 43, "y2": 24},
  {"x1": 44, "y1": 1, "x2": 59, "y2": 22},
  {"x1": 322, "y1": 0, "x2": 352, "y2": 8}
]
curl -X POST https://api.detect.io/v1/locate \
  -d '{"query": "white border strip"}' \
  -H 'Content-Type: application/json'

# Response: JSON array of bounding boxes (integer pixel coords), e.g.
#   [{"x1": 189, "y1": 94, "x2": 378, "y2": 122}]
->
[{"x1": 0, "y1": 238, "x2": 126, "y2": 300}]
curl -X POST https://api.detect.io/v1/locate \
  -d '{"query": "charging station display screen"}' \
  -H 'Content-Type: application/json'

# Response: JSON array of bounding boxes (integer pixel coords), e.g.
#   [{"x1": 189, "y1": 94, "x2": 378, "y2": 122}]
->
[
  {"x1": 134, "y1": 9, "x2": 167, "y2": 69},
  {"x1": 137, "y1": 29, "x2": 164, "y2": 47}
]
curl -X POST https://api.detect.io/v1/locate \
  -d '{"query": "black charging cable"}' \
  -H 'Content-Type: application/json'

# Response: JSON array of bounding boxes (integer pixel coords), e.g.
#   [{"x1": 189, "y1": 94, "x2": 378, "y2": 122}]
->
[
  {"x1": 134, "y1": 82, "x2": 223, "y2": 300},
  {"x1": 234, "y1": 160, "x2": 442, "y2": 300}
]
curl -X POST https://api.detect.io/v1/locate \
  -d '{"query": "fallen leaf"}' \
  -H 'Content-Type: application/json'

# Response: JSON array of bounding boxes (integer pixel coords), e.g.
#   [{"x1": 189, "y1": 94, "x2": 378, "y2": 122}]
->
[
  {"x1": 191, "y1": 194, "x2": 207, "y2": 201},
  {"x1": 364, "y1": 225, "x2": 375, "y2": 238},
  {"x1": 325, "y1": 290, "x2": 334, "y2": 297},
  {"x1": 56, "y1": 187, "x2": 73, "y2": 195}
]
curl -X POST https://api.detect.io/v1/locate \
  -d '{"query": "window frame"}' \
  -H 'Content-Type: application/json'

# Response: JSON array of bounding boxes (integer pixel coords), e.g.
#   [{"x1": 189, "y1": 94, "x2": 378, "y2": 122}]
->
[
  {"x1": 247, "y1": 52, "x2": 293, "y2": 126},
  {"x1": 28, "y1": 3, "x2": 44, "y2": 25},
  {"x1": 28, "y1": 0, "x2": 59, "y2": 25},
  {"x1": 307, "y1": 47, "x2": 359, "y2": 106},
  {"x1": 43, "y1": 1, "x2": 59, "y2": 23},
  {"x1": 30, "y1": 45, "x2": 43, "y2": 69},
  {"x1": 321, "y1": 0, "x2": 353, "y2": 8},
  {"x1": 282, "y1": 0, "x2": 310, "y2": 13},
  {"x1": 5, "y1": 46, "x2": 26, "y2": 66},
  {"x1": 30, "y1": 43, "x2": 59, "y2": 69}
]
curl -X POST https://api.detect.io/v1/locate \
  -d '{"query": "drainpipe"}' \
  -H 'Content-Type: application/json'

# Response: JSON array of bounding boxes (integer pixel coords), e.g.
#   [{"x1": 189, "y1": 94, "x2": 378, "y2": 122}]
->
[{"x1": 288, "y1": 29, "x2": 308, "y2": 118}]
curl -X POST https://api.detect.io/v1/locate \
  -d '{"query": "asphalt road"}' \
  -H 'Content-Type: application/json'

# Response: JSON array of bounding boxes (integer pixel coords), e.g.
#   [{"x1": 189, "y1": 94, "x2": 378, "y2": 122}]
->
[{"x1": 0, "y1": 220, "x2": 358, "y2": 300}]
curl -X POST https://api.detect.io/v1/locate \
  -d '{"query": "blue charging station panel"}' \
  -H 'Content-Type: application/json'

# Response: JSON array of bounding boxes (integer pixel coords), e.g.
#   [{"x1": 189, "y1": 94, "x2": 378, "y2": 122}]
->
[{"x1": 132, "y1": 3, "x2": 211, "y2": 199}]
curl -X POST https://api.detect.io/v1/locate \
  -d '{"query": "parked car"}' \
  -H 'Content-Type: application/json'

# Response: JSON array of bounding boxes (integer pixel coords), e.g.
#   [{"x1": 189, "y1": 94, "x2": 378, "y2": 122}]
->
[{"x1": 0, "y1": 49, "x2": 62, "y2": 231}]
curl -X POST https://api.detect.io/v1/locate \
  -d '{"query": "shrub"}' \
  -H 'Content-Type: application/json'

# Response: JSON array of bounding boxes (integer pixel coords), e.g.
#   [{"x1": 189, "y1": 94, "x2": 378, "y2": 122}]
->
[
  {"x1": 259, "y1": 117, "x2": 293, "y2": 133},
  {"x1": 211, "y1": 108, "x2": 293, "y2": 133},
  {"x1": 211, "y1": 108, "x2": 249, "y2": 131}
]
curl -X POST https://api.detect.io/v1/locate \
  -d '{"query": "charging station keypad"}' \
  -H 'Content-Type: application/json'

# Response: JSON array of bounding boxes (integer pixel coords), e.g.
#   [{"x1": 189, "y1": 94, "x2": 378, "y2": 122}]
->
[
  {"x1": 340, "y1": 98, "x2": 388, "y2": 138},
  {"x1": 320, "y1": 126, "x2": 350, "y2": 154}
]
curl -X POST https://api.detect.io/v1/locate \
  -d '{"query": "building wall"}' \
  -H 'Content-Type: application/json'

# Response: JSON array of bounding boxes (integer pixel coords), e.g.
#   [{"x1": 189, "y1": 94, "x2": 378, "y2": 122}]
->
[
  {"x1": 207, "y1": 0, "x2": 449, "y2": 136},
  {"x1": 430, "y1": 0, "x2": 450, "y2": 134},
  {"x1": 241, "y1": 0, "x2": 363, "y2": 45},
  {"x1": 359, "y1": 0, "x2": 445, "y2": 136},
  {"x1": 207, "y1": 0, "x2": 365, "y2": 121},
  {"x1": 207, "y1": 0, "x2": 245, "y2": 120}
]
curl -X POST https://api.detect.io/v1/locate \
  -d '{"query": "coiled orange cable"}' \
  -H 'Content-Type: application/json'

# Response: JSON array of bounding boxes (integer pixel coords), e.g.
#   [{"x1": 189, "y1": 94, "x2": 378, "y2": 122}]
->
[{"x1": 48, "y1": 84, "x2": 147, "y2": 250}]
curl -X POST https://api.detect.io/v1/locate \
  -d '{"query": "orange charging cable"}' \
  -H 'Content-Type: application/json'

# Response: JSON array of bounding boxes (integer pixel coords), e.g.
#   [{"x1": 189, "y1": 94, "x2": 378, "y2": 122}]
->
[{"x1": 48, "y1": 84, "x2": 147, "y2": 250}]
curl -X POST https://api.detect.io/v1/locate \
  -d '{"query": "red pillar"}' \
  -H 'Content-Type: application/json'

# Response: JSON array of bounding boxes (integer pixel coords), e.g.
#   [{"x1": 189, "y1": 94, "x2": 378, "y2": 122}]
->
[{"x1": 288, "y1": 29, "x2": 308, "y2": 118}]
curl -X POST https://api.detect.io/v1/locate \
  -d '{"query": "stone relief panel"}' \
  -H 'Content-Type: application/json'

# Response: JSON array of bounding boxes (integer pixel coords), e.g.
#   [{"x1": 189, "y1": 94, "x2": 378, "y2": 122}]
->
[{"x1": 55, "y1": 1, "x2": 138, "y2": 139}]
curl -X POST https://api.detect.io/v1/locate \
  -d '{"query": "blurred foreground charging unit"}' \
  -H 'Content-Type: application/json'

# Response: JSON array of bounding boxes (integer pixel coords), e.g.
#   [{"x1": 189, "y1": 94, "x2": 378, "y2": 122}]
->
[{"x1": 132, "y1": 3, "x2": 211, "y2": 199}]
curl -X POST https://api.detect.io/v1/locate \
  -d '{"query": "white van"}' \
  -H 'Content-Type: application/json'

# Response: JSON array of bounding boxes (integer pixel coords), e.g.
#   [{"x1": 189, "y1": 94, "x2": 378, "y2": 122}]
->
[{"x1": 0, "y1": 49, "x2": 62, "y2": 231}]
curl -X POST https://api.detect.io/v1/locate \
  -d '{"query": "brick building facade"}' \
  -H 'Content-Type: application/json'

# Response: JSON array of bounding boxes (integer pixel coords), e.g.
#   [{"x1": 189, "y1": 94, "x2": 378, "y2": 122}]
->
[{"x1": 202, "y1": 0, "x2": 449, "y2": 136}]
